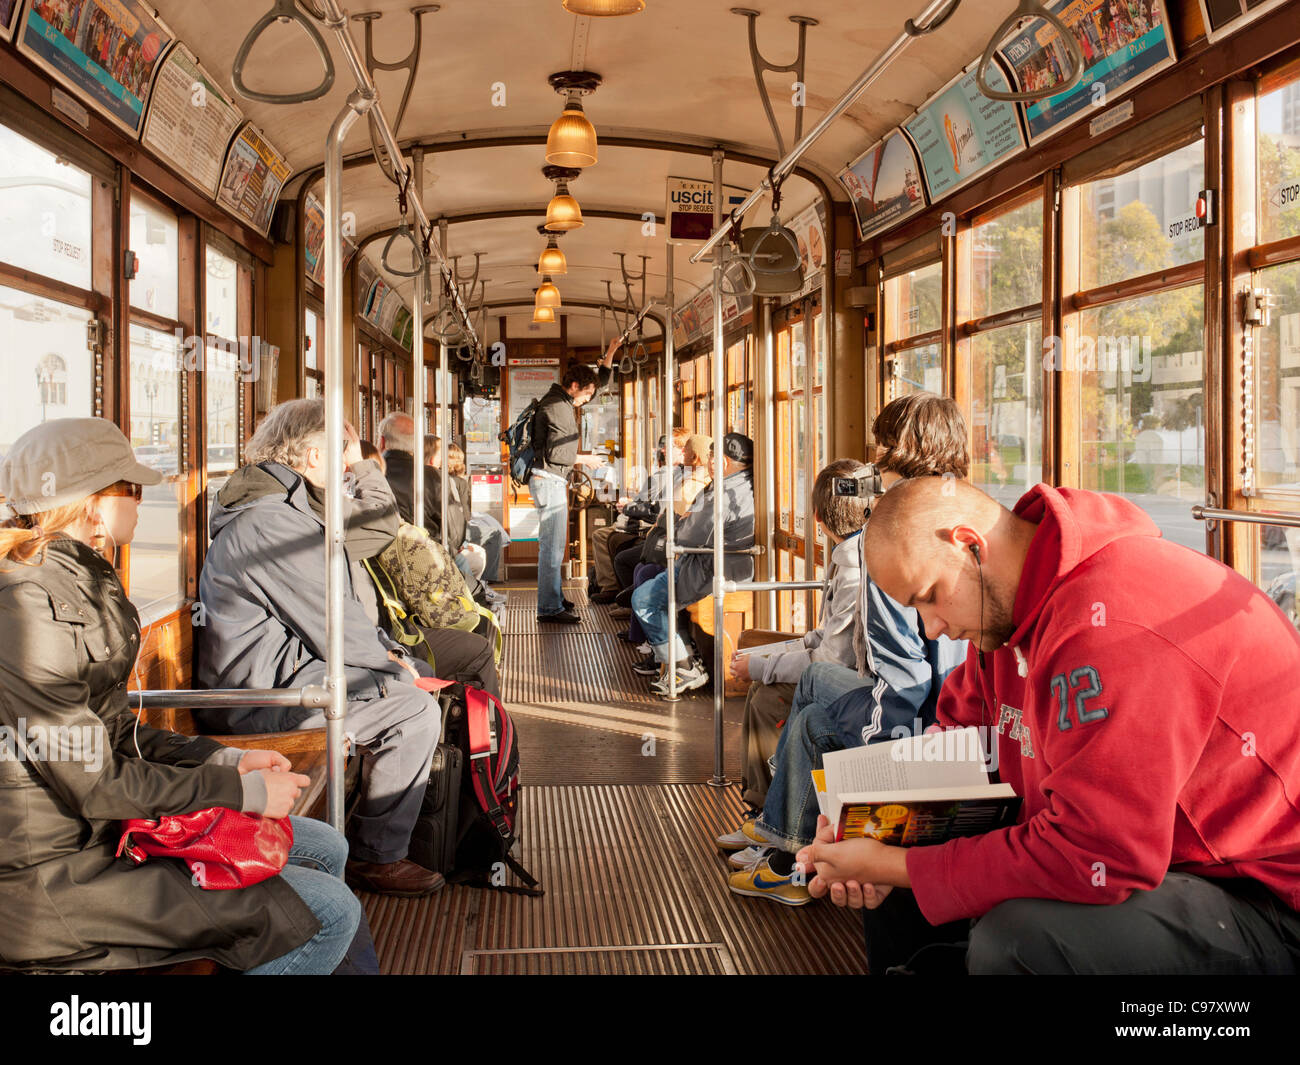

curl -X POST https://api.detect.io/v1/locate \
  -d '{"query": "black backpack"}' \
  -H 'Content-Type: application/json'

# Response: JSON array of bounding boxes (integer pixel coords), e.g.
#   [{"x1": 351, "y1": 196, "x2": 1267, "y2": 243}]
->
[{"x1": 499, "y1": 398, "x2": 541, "y2": 488}]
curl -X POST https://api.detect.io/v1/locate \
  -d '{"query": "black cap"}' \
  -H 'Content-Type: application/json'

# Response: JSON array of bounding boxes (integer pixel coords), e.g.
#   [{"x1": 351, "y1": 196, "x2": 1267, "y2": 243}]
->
[{"x1": 722, "y1": 432, "x2": 753, "y2": 465}]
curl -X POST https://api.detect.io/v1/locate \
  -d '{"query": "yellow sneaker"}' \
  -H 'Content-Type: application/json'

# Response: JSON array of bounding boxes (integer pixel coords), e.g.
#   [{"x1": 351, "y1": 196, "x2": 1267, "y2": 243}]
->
[{"x1": 727, "y1": 854, "x2": 812, "y2": 907}]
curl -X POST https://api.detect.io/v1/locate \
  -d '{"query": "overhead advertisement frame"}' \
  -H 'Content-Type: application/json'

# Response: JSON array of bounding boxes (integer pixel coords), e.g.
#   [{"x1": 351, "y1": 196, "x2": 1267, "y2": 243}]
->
[
  {"x1": 838, "y1": 128, "x2": 928, "y2": 243},
  {"x1": 996, "y1": 0, "x2": 1177, "y2": 146},
  {"x1": 0, "y1": 0, "x2": 21, "y2": 42},
  {"x1": 215, "y1": 121, "x2": 292, "y2": 237},
  {"x1": 901, "y1": 56, "x2": 1027, "y2": 204},
  {"x1": 1197, "y1": 0, "x2": 1292, "y2": 44},
  {"x1": 16, "y1": 0, "x2": 174, "y2": 138}
]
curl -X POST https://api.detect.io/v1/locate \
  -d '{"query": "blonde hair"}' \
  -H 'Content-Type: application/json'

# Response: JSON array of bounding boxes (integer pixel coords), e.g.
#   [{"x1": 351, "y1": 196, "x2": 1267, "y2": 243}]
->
[
  {"x1": 0, "y1": 499, "x2": 92, "y2": 567},
  {"x1": 447, "y1": 444, "x2": 467, "y2": 477}
]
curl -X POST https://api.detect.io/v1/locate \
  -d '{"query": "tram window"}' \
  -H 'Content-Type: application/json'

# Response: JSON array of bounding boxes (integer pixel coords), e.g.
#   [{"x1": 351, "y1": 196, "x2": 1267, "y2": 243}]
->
[
  {"x1": 0, "y1": 123, "x2": 92, "y2": 291},
  {"x1": 1077, "y1": 141, "x2": 1205, "y2": 290},
  {"x1": 1257, "y1": 72, "x2": 1300, "y2": 245},
  {"x1": 1256, "y1": 523, "x2": 1300, "y2": 634},
  {"x1": 205, "y1": 246, "x2": 241, "y2": 478},
  {"x1": 968, "y1": 323, "x2": 1044, "y2": 507},
  {"x1": 890, "y1": 342, "x2": 943, "y2": 398},
  {"x1": 1077, "y1": 286, "x2": 1206, "y2": 552},
  {"x1": 1254, "y1": 260, "x2": 1300, "y2": 498},
  {"x1": 128, "y1": 323, "x2": 184, "y2": 612},
  {"x1": 0, "y1": 286, "x2": 93, "y2": 458},
  {"x1": 969, "y1": 199, "x2": 1043, "y2": 320},
  {"x1": 885, "y1": 262, "x2": 942, "y2": 343},
  {"x1": 129, "y1": 197, "x2": 179, "y2": 320}
]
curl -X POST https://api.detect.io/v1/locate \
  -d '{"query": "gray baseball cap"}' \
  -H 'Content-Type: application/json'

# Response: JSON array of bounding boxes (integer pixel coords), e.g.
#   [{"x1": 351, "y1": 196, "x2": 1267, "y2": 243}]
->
[{"x1": 0, "y1": 418, "x2": 162, "y2": 516}]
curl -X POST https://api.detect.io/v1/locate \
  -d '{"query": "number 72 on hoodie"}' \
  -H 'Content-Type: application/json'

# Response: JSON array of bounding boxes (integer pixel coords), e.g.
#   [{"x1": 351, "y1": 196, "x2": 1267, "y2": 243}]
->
[{"x1": 1052, "y1": 666, "x2": 1109, "y2": 732}]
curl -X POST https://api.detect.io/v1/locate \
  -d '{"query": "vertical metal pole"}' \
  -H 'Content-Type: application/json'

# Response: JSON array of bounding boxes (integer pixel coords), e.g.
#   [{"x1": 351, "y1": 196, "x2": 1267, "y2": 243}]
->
[
  {"x1": 411, "y1": 147, "x2": 426, "y2": 532},
  {"x1": 761, "y1": 297, "x2": 777, "y2": 624},
  {"x1": 664, "y1": 242, "x2": 679, "y2": 702},
  {"x1": 438, "y1": 217, "x2": 450, "y2": 552},
  {"x1": 709, "y1": 149, "x2": 728, "y2": 787},
  {"x1": 324, "y1": 91, "x2": 370, "y2": 832}
]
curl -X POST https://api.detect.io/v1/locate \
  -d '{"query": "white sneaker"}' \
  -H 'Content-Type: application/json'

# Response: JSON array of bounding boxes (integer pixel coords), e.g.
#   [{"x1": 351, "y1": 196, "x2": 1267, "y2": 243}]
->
[
  {"x1": 635, "y1": 642, "x2": 651, "y2": 655},
  {"x1": 651, "y1": 658, "x2": 708, "y2": 696},
  {"x1": 727, "y1": 845, "x2": 775, "y2": 870}
]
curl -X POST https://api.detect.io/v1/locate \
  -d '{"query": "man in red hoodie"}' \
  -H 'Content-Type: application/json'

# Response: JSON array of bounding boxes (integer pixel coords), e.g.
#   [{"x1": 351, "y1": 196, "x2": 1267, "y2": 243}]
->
[{"x1": 798, "y1": 477, "x2": 1300, "y2": 974}]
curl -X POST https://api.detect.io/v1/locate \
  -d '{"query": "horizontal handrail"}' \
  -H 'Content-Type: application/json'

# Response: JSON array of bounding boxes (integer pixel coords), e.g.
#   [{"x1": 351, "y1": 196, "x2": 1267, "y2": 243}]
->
[
  {"x1": 131, "y1": 686, "x2": 331, "y2": 710},
  {"x1": 671, "y1": 545, "x2": 766, "y2": 556},
  {"x1": 723, "y1": 579, "x2": 826, "y2": 593},
  {"x1": 1192, "y1": 506, "x2": 1300, "y2": 530}
]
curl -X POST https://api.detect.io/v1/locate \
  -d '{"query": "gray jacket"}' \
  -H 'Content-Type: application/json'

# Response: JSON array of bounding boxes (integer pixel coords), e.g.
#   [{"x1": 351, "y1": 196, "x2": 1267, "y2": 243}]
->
[
  {"x1": 673, "y1": 468, "x2": 755, "y2": 606},
  {"x1": 197, "y1": 460, "x2": 409, "y2": 733}
]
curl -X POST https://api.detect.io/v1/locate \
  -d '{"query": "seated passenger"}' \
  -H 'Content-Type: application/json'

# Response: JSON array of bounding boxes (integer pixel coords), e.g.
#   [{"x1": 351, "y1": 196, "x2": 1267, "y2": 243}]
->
[
  {"x1": 730, "y1": 459, "x2": 871, "y2": 812},
  {"x1": 197, "y1": 399, "x2": 445, "y2": 898},
  {"x1": 360, "y1": 439, "x2": 385, "y2": 473},
  {"x1": 722, "y1": 394, "x2": 969, "y2": 904},
  {"x1": 447, "y1": 442, "x2": 505, "y2": 606},
  {"x1": 800, "y1": 477, "x2": 1300, "y2": 975},
  {"x1": 467, "y1": 511, "x2": 510, "y2": 583},
  {"x1": 378, "y1": 413, "x2": 466, "y2": 552},
  {"x1": 631, "y1": 432, "x2": 754, "y2": 697},
  {"x1": 0, "y1": 418, "x2": 359, "y2": 973}
]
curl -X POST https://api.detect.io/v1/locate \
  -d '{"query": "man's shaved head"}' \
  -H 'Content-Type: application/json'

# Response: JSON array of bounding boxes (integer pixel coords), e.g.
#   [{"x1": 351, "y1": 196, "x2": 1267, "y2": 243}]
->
[{"x1": 865, "y1": 476, "x2": 1032, "y2": 651}]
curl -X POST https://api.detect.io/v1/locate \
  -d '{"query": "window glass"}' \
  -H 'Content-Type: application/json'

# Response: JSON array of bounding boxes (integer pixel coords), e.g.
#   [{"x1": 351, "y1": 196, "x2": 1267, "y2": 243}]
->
[
  {"x1": 970, "y1": 200, "x2": 1044, "y2": 318},
  {"x1": 0, "y1": 123, "x2": 92, "y2": 290},
  {"x1": 0, "y1": 286, "x2": 93, "y2": 460},
  {"x1": 205, "y1": 342, "x2": 241, "y2": 475},
  {"x1": 1254, "y1": 260, "x2": 1300, "y2": 497},
  {"x1": 130, "y1": 197, "x2": 178, "y2": 320},
  {"x1": 793, "y1": 396, "x2": 806, "y2": 539},
  {"x1": 885, "y1": 261, "x2": 942, "y2": 342},
  {"x1": 969, "y1": 322, "x2": 1044, "y2": 508},
  {"x1": 128, "y1": 324, "x2": 184, "y2": 611},
  {"x1": 891, "y1": 342, "x2": 943, "y2": 398},
  {"x1": 1256, "y1": 523, "x2": 1300, "y2": 634},
  {"x1": 1077, "y1": 141, "x2": 1205, "y2": 290},
  {"x1": 206, "y1": 246, "x2": 238, "y2": 340},
  {"x1": 1257, "y1": 75, "x2": 1300, "y2": 244},
  {"x1": 305, "y1": 308, "x2": 320, "y2": 371},
  {"x1": 1077, "y1": 286, "x2": 1205, "y2": 551}
]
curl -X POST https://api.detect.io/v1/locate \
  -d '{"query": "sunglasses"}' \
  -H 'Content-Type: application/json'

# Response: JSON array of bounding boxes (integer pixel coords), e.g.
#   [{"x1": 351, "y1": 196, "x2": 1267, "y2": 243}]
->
[{"x1": 100, "y1": 481, "x2": 143, "y2": 502}]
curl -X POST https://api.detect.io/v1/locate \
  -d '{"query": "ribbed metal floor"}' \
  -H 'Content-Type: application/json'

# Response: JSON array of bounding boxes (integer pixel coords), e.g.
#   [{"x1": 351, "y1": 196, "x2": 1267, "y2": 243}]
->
[{"x1": 361, "y1": 583, "x2": 867, "y2": 975}]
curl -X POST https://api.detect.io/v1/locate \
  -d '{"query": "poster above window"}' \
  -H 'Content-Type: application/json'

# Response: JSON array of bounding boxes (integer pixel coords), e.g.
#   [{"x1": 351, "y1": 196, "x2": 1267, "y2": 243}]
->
[
  {"x1": 215, "y1": 122, "x2": 292, "y2": 237},
  {"x1": 0, "y1": 0, "x2": 21, "y2": 42},
  {"x1": 838, "y1": 129, "x2": 928, "y2": 243},
  {"x1": 17, "y1": 0, "x2": 174, "y2": 138}
]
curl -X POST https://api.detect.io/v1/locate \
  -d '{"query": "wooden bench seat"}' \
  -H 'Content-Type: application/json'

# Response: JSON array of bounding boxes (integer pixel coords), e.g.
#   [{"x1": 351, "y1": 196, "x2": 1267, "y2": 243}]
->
[{"x1": 686, "y1": 591, "x2": 756, "y2": 696}]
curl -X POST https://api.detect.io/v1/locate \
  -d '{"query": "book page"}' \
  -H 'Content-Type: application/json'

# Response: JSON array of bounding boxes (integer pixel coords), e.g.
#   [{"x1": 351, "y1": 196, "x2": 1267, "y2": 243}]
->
[
  {"x1": 735, "y1": 637, "x2": 806, "y2": 657},
  {"x1": 823, "y1": 727, "x2": 989, "y2": 799}
]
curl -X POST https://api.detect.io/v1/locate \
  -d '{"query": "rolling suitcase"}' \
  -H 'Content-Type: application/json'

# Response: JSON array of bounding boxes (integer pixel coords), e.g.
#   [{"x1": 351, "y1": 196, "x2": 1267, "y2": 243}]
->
[{"x1": 408, "y1": 740, "x2": 463, "y2": 876}]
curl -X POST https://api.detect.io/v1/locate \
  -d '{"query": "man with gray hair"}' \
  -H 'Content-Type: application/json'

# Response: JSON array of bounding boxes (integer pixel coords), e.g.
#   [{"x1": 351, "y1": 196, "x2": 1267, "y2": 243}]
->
[{"x1": 198, "y1": 398, "x2": 444, "y2": 898}]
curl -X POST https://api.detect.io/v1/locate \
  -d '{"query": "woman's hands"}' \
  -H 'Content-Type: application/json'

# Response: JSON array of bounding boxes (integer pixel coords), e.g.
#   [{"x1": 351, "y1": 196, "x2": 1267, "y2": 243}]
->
[
  {"x1": 236, "y1": 750, "x2": 310, "y2": 819},
  {"x1": 237, "y1": 749, "x2": 291, "y2": 775}
]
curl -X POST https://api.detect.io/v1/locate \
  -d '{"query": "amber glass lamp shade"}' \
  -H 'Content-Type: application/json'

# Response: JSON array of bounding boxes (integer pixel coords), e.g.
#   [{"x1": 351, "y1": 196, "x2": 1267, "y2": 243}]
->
[
  {"x1": 538, "y1": 243, "x2": 568, "y2": 275},
  {"x1": 535, "y1": 278, "x2": 561, "y2": 309},
  {"x1": 532, "y1": 305, "x2": 556, "y2": 323},
  {"x1": 562, "y1": 0, "x2": 645, "y2": 14},
  {"x1": 546, "y1": 100, "x2": 598, "y2": 168},
  {"x1": 545, "y1": 191, "x2": 584, "y2": 232}
]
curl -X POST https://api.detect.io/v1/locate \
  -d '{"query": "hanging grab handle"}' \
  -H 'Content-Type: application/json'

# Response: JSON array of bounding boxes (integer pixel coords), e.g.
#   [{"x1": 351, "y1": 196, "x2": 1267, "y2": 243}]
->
[
  {"x1": 232, "y1": 0, "x2": 336, "y2": 105},
  {"x1": 975, "y1": 0, "x2": 1085, "y2": 104},
  {"x1": 749, "y1": 213, "x2": 801, "y2": 276},
  {"x1": 381, "y1": 222, "x2": 425, "y2": 278},
  {"x1": 632, "y1": 338, "x2": 650, "y2": 365},
  {"x1": 721, "y1": 256, "x2": 757, "y2": 296},
  {"x1": 429, "y1": 305, "x2": 466, "y2": 343}
]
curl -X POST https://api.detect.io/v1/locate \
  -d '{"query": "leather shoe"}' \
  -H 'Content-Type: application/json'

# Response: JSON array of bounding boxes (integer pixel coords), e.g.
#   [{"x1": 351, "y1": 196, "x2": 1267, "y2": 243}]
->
[
  {"x1": 563, "y1": 596, "x2": 575, "y2": 610},
  {"x1": 539, "y1": 608, "x2": 581, "y2": 624},
  {"x1": 345, "y1": 858, "x2": 445, "y2": 897}
]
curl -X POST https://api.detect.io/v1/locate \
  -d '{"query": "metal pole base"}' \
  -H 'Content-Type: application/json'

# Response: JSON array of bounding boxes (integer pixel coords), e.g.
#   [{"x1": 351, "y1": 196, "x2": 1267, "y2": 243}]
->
[{"x1": 706, "y1": 774, "x2": 732, "y2": 788}]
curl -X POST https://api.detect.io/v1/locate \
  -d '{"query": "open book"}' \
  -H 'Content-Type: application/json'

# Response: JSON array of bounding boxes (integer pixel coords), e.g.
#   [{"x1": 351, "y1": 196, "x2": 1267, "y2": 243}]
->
[
  {"x1": 734, "y1": 637, "x2": 806, "y2": 658},
  {"x1": 813, "y1": 727, "x2": 1020, "y2": 845}
]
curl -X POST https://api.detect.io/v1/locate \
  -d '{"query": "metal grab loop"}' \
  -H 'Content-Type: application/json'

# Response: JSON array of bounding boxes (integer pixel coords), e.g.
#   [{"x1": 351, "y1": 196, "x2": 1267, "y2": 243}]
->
[
  {"x1": 721, "y1": 255, "x2": 757, "y2": 296},
  {"x1": 904, "y1": 0, "x2": 962, "y2": 36},
  {"x1": 381, "y1": 222, "x2": 425, "y2": 277},
  {"x1": 469, "y1": 359, "x2": 484, "y2": 384},
  {"x1": 618, "y1": 353, "x2": 635, "y2": 374},
  {"x1": 632, "y1": 338, "x2": 650, "y2": 365},
  {"x1": 976, "y1": 0, "x2": 1085, "y2": 103},
  {"x1": 428, "y1": 305, "x2": 464, "y2": 343},
  {"x1": 232, "y1": 0, "x2": 336, "y2": 104},
  {"x1": 750, "y1": 212, "x2": 801, "y2": 275}
]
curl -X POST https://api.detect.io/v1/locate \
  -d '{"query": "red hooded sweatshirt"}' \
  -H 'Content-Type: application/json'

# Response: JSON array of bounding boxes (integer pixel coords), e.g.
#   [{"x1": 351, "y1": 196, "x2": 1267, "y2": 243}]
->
[{"x1": 907, "y1": 484, "x2": 1300, "y2": 926}]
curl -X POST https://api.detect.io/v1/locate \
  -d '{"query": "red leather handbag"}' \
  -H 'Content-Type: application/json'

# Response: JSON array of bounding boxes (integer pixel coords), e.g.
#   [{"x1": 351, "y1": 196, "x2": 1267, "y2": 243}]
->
[{"x1": 116, "y1": 809, "x2": 294, "y2": 890}]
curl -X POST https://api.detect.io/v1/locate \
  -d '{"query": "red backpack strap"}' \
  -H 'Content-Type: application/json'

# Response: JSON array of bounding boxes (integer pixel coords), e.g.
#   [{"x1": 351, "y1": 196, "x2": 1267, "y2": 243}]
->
[{"x1": 465, "y1": 686, "x2": 513, "y2": 840}]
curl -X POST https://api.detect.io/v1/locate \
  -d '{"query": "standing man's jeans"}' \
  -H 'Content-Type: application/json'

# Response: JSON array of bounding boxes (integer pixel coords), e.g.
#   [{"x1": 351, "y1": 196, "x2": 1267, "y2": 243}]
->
[
  {"x1": 530, "y1": 472, "x2": 568, "y2": 616},
  {"x1": 296, "y1": 682, "x2": 440, "y2": 864},
  {"x1": 632, "y1": 566, "x2": 692, "y2": 664},
  {"x1": 245, "y1": 817, "x2": 362, "y2": 975}
]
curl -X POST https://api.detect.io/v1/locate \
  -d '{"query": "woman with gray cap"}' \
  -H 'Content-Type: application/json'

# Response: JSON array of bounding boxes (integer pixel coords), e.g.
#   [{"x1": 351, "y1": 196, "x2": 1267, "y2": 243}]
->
[{"x1": 0, "y1": 417, "x2": 360, "y2": 974}]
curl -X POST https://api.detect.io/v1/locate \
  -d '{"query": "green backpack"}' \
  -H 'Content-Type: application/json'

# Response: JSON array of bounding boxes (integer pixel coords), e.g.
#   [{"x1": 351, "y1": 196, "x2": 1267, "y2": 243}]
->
[{"x1": 363, "y1": 523, "x2": 503, "y2": 666}]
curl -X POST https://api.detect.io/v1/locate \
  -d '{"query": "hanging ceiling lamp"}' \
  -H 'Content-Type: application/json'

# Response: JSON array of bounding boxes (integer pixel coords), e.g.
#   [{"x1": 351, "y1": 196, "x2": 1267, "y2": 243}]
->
[
  {"x1": 562, "y1": 0, "x2": 645, "y2": 15},
  {"x1": 532, "y1": 305, "x2": 556, "y2": 324},
  {"x1": 535, "y1": 276, "x2": 562, "y2": 309},
  {"x1": 537, "y1": 228, "x2": 568, "y2": 275},
  {"x1": 543, "y1": 165, "x2": 584, "y2": 232},
  {"x1": 545, "y1": 71, "x2": 601, "y2": 168}
]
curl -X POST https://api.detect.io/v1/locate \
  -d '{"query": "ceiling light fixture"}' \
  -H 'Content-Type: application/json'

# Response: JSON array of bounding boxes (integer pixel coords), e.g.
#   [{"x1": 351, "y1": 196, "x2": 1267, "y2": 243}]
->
[
  {"x1": 545, "y1": 71, "x2": 601, "y2": 168},
  {"x1": 562, "y1": 0, "x2": 645, "y2": 15},
  {"x1": 535, "y1": 276, "x2": 562, "y2": 309},
  {"x1": 537, "y1": 227, "x2": 568, "y2": 275},
  {"x1": 532, "y1": 305, "x2": 556, "y2": 323},
  {"x1": 543, "y1": 165, "x2": 585, "y2": 232}
]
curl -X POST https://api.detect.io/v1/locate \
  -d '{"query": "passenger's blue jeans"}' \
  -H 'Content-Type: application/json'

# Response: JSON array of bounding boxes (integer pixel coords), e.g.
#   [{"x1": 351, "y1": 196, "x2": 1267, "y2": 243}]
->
[
  {"x1": 626, "y1": 562, "x2": 664, "y2": 645},
  {"x1": 756, "y1": 663, "x2": 871, "y2": 853},
  {"x1": 530, "y1": 473, "x2": 568, "y2": 615},
  {"x1": 468, "y1": 524, "x2": 508, "y2": 581},
  {"x1": 632, "y1": 566, "x2": 691, "y2": 664},
  {"x1": 244, "y1": 816, "x2": 362, "y2": 975}
]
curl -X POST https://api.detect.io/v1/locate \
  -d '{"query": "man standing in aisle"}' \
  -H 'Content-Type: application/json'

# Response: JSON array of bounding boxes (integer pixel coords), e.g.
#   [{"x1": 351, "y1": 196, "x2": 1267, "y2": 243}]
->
[{"x1": 530, "y1": 338, "x2": 618, "y2": 624}]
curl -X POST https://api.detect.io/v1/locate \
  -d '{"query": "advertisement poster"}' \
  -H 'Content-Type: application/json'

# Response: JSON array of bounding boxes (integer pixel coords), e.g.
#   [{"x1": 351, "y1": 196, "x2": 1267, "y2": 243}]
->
[
  {"x1": 18, "y1": 0, "x2": 173, "y2": 137},
  {"x1": 1, "y1": 0, "x2": 21, "y2": 42},
  {"x1": 997, "y1": 0, "x2": 1175, "y2": 145},
  {"x1": 216, "y1": 122, "x2": 291, "y2": 236},
  {"x1": 903, "y1": 59, "x2": 1026, "y2": 201},
  {"x1": 140, "y1": 43, "x2": 242, "y2": 197},
  {"x1": 838, "y1": 129, "x2": 928, "y2": 243},
  {"x1": 785, "y1": 199, "x2": 830, "y2": 300}
]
